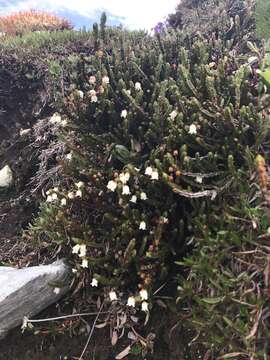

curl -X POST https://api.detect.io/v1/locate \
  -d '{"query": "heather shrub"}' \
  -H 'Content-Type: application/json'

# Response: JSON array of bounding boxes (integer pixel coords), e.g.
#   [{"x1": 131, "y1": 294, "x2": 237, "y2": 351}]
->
[
  {"x1": 167, "y1": 0, "x2": 256, "y2": 46},
  {"x1": 1, "y1": 1, "x2": 269, "y2": 358},
  {"x1": 0, "y1": 10, "x2": 72, "y2": 36},
  {"x1": 256, "y1": 0, "x2": 270, "y2": 39}
]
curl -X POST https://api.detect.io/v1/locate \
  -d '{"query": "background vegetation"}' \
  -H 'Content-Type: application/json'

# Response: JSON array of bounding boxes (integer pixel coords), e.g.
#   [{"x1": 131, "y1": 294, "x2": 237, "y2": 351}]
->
[{"x1": 0, "y1": 10, "x2": 72, "y2": 36}]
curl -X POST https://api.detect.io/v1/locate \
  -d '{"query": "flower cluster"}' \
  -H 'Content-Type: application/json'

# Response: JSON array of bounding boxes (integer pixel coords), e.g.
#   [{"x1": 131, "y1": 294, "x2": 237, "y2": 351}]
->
[
  {"x1": 106, "y1": 169, "x2": 152, "y2": 230},
  {"x1": 108, "y1": 289, "x2": 149, "y2": 312},
  {"x1": 72, "y1": 243, "x2": 88, "y2": 268},
  {"x1": 82, "y1": 75, "x2": 110, "y2": 103},
  {"x1": 46, "y1": 181, "x2": 84, "y2": 205},
  {"x1": 49, "y1": 113, "x2": 68, "y2": 127},
  {"x1": 144, "y1": 166, "x2": 159, "y2": 180},
  {"x1": 107, "y1": 167, "x2": 159, "y2": 197}
]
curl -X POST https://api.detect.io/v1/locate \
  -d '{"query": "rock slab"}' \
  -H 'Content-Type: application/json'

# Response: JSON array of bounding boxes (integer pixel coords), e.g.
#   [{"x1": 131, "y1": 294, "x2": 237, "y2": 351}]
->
[
  {"x1": 0, "y1": 164, "x2": 13, "y2": 188},
  {"x1": 0, "y1": 259, "x2": 70, "y2": 339}
]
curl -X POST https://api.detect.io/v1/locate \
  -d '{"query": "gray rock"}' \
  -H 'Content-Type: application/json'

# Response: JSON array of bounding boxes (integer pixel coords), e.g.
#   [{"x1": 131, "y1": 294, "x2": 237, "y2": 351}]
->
[
  {"x1": 19, "y1": 128, "x2": 31, "y2": 136},
  {"x1": 0, "y1": 165, "x2": 13, "y2": 188},
  {"x1": 0, "y1": 259, "x2": 70, "y2": 339}
]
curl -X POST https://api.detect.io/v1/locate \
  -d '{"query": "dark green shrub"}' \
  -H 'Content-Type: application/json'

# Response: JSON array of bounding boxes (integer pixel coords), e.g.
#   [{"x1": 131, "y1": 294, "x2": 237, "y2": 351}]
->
[
  {"x1": 167, "y1": 0, "x2": 256, "y2": 48},
  {"x1": 2, "y1": 2, "x2": 269, "y2": 359}
]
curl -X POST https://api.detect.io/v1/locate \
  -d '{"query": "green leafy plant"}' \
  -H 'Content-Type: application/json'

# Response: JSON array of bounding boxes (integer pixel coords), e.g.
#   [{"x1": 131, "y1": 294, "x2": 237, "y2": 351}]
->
[{"x1": 2, "y1": 2, "x2": 270, "y2": 359}]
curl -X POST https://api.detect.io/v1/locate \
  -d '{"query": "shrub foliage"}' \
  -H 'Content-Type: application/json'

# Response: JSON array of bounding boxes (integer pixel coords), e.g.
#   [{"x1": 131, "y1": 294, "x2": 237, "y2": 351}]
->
[
  {"x1": 1, "y1": 1, "x2": 270, "y2": 358},
  {"x1": 256, "y1": 0, "x2": 270, "y2": 39}
]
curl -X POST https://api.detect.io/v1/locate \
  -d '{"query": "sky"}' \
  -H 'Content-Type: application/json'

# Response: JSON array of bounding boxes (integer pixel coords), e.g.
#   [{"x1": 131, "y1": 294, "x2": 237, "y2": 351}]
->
[{"x1": 0, "y1": 0, "x2": 180, "y2": 31}]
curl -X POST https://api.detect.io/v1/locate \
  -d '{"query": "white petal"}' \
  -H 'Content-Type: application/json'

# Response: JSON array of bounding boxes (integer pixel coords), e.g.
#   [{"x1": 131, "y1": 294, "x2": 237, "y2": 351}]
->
[
  {"x1": 135, "y1": 82, "x2": 142, "y2": 91},
  {"x1": 139, "y1": 289, "x2": 148, "y2": 300},
  {"x1": 140, "y1": 192, "x2": 147, "y2": 200},
  {"x1": 109, "y1": 291, "x2": 117, "y2": 301},
  {"x1": 169, "y1": 110, "x2": 178, "y2": 120},
  {"x1": 49, "y1": 113, "x2": 62, "y2": 124},
  {"x1": 68, "y1": 192, "x2": 75, "y2": 199},
  {"x1": 61, "y1": 198, "x2": 67, "y2": 206},
  {"x1": 89, "y1": 89, "x2": 96, "y2": 96},
  {"x1": 130, "y1": 195, "x2": 137, "y2": 203},
  {"x1": 145, "y1": 167, "x2": 153, "y2": 176},
  {"x1": 77, "y1": 90, "x2": 84, "y2": 99},
  {"x1": 72, "y1": 244, "x2": 80, "y2": 254},
  {"x1": 76, "y1": 181, "x2": 84, "y2": 188},
  {"x1": 151, "y1": 171, "x2": 159, "y2": 180},
  {"x1": 122, "y1": 185, "x2": 130, "y2": 195},
  {"x1": 127, "y1": 296, "x2": 136, "y2": 307},
  {"x1": 79, "y1": 244, "x2": 87, "y2": 257},
  {"x1": 46, "y1": 195, "x2": 53, "y2": 203},
  {"x1": 121, "y1": 110, "x2": 128, "y2": 118},
  {"x1": 119, "y1": 172, "x2": 130, "y2": 184},
  {"x1": 89, "y1": 76, "x2": 96, "y2": 84},
  {"x1": 51, "y1": 193, "x2": 58, "y2": 200},
  {"x1": 188, "y1": 124, "x2": 197, "y2": 135},
  {"x1": 81, "y1": 259, "x2": 88, "y2": 268},
  {"x1": 107, "y1": 180, "x2": 117, "y2": 192},
  {"x1": 91, "y1": 278, "x2": 98, "y2": 287},
  {"x1": 141, "y1": 301, "x2": 149, "y2": 312},
  {"x1": 139, "y1": 221, "x2": 146, "y2": 230},
  {"x1": 102, "y1": 76, "x2": 110, "y2": 85},
  {"x1": 76, "y1": 190, "x2": 83, "y2": 198}
]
